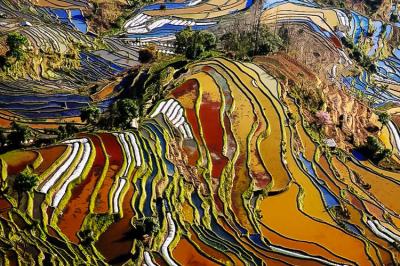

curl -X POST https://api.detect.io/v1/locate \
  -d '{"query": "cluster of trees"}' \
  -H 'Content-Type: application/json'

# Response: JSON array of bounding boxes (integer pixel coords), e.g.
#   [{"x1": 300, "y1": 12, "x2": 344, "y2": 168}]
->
[
  {"x1": 220, "y1": 25, "x2": 286, "y2": 59},
  {"x1": 175, "y1": 27, "x2": 217, "y2": 59},
  {"x1": 0, "y1": 128, "x2": 6, "y2": 148},
  {"x1": 174, "y1": 25, "x2": 286, "y2": 60},
  {"x1": 109, "y1": 98, "x2": 140, "y2": 128},
  {"x1": 341, "y1": 37, "x2": 376, "y2": 73},
  {"x1": 9, "y1": 122, "x2": 33, "y2": 147},
  {"x1": 377, "y1": 111, "x2": 390, "y2": 125},
  {"x1": 130, "y1": 217, "x2": 159, "y2": 245},
  {"x1": 0, "y1": 100, "x2": 140, "y2": 147},
  {"x1": 291, "y1": 84, "x2": 325, "y2": 113},
  {"x1": 57, "y1": 123, "x2": 79, "y2": 140},
  {"x1": 13, "y1": 167, "x2": 38, "y2": 206},
  {"x1": 80, "y1": 99, "x2": 140, "y2": 130},
  {"x1": 0, "y1": 122, "x2": 33, "y2": 150},
  {"x1": 364, "y1": 0, "x2": 383, "y2": 14},
  {"x1": 0, "y1": 32, "x2": 29, "y2": 69},
  {"x1": 80, "y1": 105, "x2": 101, "y2": 125},
  {"x1": 138, "y1": 45, "x2": 158, "y2": 63},
  {"x1": 360, "y1": 136, "x2": 392, "y2": 164},
  {"x1": 318, "y1": 0, "x2": 345, "y2": 8},
  {"x1": 390, "y1": 13, "x2": 399, "y2": 23}
]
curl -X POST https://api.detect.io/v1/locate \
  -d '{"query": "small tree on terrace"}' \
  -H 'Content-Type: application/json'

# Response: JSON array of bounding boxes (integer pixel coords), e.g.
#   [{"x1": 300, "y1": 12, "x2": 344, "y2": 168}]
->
[
  {"x1": 8, "y1": 122, "x2": 32, "y2": 147},
  {"x1": 6, "y1": 32, "x2": 28, "y2": 61},
  {"x1": 13, "y1": 167, "x2": 38, "y2": 207},
  {"x1": 80, "y1": 105, "x2": 101, "y2": 125},
  {"x1": 175, "y1": 27, "x2": 194, "y2": 54},
  {"x1": 315, "y1": 111, "x2": 332, "y2": 126},
  {"x1": 139, "y1": 45, "x2": 157, "y2": 63},
  {"x1": 363, "y1": 136, "x2": 392, "y2": 164},
  {"x1": 377, "y1": 112, "x2": 390, "y2": 125},
  {"x1": 256, "y1": 25, "x2": 284, "y2": 55},
  {"x1": 0, "y1": 128, "x2": 6, "y2": 148},
  {"x1": 111, "y1": 99, "x2": 140, "y2": 128},
  {"x1": 58, "y1": 123, "x2": 79, "y2": 140}
]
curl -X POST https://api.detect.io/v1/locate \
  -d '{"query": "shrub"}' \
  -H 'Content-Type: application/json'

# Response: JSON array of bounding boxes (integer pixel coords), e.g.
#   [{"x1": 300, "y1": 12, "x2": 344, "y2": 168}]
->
[
  {"x1": 6, "y1": 32, "x2": 28, "y2": 61},
  {"x1": 80, "y1": 105, "x2": 101, "y2": 125},
  {"x1": 361, "y1": 136, "x2": 392, "y2": 163},
  {"x1": 390, "y1": 14, "x2": 399, "y2": 23},
  {"x1": 344, "y1": 41, "x2": 376, "y2": 73},
  {"x1": 8, "y1": 122, "x2": 32, "y2": 147},
  {"x1": 0, "y1": 128, "x2": 6, "y2": 147},
  {"x1": 111, "y1": 99, "x2": 140, "y2": 128},
  {"x1": 364, "y1": 0, "x2": 383, "y2": 13},
  {"x1": 13, "y1": 167, "x2": 38, "y2": 206},
  {"x1": 315, "y1": 111, "x2": 332, "y2": 126},
  {"x1": 58, "y1": 123, "x2": 79, "y2": 140},
  {"x1": 377, "y1": 112, "x2": 390, "y2": 125},
  {"x1": 139, "y1": 46, "x2": 157, "y2": 63}
]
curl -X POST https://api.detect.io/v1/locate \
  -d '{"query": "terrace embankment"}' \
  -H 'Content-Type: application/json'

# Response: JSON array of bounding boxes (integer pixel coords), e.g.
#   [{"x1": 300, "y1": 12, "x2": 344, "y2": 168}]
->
[{"x1": 1, "y1": 58, "x2": 400, "y2": 265}]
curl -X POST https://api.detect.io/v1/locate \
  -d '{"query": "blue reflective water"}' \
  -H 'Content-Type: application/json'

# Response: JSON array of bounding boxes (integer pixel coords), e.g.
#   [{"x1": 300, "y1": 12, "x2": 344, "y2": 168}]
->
[
  {"x1": 70, "y1": 9, "x2": 88, "y2": 33},
  {"x1": 46, "y1": 8, "x2": 88, "y2": 33},
  {"x1": 127, "y1": 24, "x2": 211, "y2": 39},
  {"x1": 191, "y1": 192, "x2": 204, "y2": 217},
  {"x1": 143, "y1": 2, "x2": 189, "y2": 10},
  {"x1": 368, "y1": 21, "x2": 382, "y2": 56},
  {"x1": 210, "y1": 216, "x2": 237, "y2": 243},
  {"x1": 298, "y1": 153, "x2": 340, "y2": 208},
  {"x1": 343, "y1": 222, "x2": 362, "y2": 235},
  {"x1": 234, "y1": 219, "x2": 248, "y2": 235},
  {"x1": 351, "y1": 149, "x2": 368, "y2": 161},
  {"x1": 142, "y1": 137, "x2": 157, "y2": 217},
  {"x1": 350, "y1": 11, "x2": 369, "y2": 44},
  {"x1": 263, "y1": 0, "x2": 317, "y2": 9},
  {"x1": 207, "y1": 219, "x2": 260, "y2": 264},
  {"x1": 145, "y1": 123, "x2": 175, "y2": 176},
  {"x1": 249, "y1": 234, "x2": 267, "y2": 249},
  {"x1": 81, "y1": 53, "x2": 125, "y2": 73},
  {"x1": 156, "y1": 198, "x2": 164, "y2": 225}
]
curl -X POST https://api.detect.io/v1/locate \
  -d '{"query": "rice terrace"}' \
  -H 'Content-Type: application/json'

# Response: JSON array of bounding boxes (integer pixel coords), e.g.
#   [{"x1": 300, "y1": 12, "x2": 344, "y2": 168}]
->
[{"x1": 1, "y1": 0, "x2": 400, "y2": 265}]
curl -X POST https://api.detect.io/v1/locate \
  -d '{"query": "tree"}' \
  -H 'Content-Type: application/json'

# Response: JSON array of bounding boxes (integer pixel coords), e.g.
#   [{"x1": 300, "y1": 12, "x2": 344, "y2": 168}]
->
[
  {"x1": 378, "y1": 112, "x2": 390, "y2": 125},
  {"x1": 8, "y1": 122, "x2": 32, "y2": 147},
  {"x1": 131, "y1": 217, "x2": 159, "y2": 245},
  {"x1": 175, "y1": 27, "x2": 195, "y2": 54},
  {"x1": 374, "y1": 148, "x2": 392, "y2": 163},
  {"x1": 111, "y1": 99, "x2": 140, "y2": 128},
  {"x1": 58, "y1": 123, "x2": 79, "y2": 140},
  {"x1": 0, "y1": 128, "x2": 6, "y2": 148},
  {"x1": 6, "y1": 32, "x2": 28, "y2": 61},
  {"x1": 220, "y1": 25, "x2": 284, "y2": 59},
  {"x1": 256, "y1": 25, "x2": 284, "y2": 55},
  {"x1": 80, "y1": 105, "x2": 101, "y2": 125},
  {"x1": 13, "y1": 167, "x2": 38, "y2": 207},
  {"x1": 315, "y1": 111, "x2": 332, "y2": 126},
  {"x1": 362, "y1": 136, "x2": 392, "y2": 164},
  {"x1": 175, "y1": 28, "x2": 216, "y2": 59},
  {"x1": 139, "y1": 46, "x2": 157, "y2": 63},
  {"x1": 365, "y1": 136, "x2": 381, "y2": 154}
]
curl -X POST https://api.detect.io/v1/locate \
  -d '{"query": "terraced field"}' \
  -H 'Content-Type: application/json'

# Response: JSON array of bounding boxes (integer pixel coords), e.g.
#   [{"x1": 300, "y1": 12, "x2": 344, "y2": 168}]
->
[
  {"x1": 1, "y1": 58, "x2": 399, "y2": 265},
  {"x1": 2, "y1": 0, "x2": 400, "y2": 264}
]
